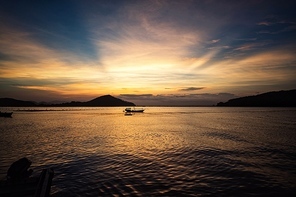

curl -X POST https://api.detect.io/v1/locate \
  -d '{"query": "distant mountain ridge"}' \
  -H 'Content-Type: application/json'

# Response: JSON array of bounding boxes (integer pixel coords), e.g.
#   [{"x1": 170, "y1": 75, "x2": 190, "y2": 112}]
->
[
  {"x1": 217, "y1": 89, "x2": 296, "y2": 107},
  {"x1": 0, "y1": 98, "x2": 36, "y2": 107},
  {"x1": 0, "y1": 95, "x2": 135, "y2": 107}
]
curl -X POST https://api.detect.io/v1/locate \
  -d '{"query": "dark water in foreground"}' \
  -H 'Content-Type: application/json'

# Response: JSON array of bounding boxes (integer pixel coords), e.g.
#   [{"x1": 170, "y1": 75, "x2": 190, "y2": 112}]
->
[{"x1": 0, "y1": 107, "x2": 295, "y2": 196}]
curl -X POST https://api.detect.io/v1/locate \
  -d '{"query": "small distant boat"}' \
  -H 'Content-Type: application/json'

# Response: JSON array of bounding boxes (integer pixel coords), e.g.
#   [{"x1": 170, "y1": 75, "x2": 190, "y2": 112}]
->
[
  {"x1": 124, "y1": 107, "x2": 144, "y2": 113},
  {"x1": 0, "y1": 111, "x2": 13, "y2": 117}
]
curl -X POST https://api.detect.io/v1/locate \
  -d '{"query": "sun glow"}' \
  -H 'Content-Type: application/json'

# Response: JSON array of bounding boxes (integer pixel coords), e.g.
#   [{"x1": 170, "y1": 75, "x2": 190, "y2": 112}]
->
[{"x1": 1, "y1": 1, "x2": 295, "y2": 104}]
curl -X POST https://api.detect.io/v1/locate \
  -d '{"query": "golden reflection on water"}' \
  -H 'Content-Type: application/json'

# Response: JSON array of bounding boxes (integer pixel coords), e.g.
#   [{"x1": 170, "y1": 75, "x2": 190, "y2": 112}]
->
[
  {"x1": 93, "y1": 112, "x2": 191, "y2": 156},
  {"x1": 1, "y1": 107, "x2": 296, "y2": 196}
]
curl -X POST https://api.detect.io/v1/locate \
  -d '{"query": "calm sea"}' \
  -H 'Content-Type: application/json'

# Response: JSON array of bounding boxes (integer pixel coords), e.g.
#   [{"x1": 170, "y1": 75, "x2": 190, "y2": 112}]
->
[{"x1": 0, "y1": 107, "x2": 295, "y2": 196}]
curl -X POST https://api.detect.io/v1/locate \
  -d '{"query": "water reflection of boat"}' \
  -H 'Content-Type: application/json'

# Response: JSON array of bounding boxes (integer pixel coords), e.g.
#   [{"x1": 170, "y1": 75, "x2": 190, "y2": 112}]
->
[
  {"x1": 0, "y1": 111, "x2": 13, "y2": 117},
  {"x1": 124, "y1": 107, "x2": 144, "y2": 112}
]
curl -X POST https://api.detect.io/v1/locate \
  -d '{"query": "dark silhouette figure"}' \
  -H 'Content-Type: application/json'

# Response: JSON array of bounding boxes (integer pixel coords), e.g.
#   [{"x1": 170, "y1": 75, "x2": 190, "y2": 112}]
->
[
  {"x1": 7, "y1": 157, "x2": 33, "y2": 180},
  {"x1": 1, "y1": 158, "x2": 54, "y2": 196}
]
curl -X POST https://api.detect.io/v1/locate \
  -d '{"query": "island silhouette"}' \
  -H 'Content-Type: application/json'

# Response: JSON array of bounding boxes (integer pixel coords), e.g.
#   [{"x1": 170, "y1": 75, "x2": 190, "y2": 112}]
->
[
  {"x1": 217, "y1": 89, "x2": 296, "y2": 107},
  {"x1": 1, "y1": 90, "x2": 296, "y2": 107},
  {"x1": 0, "y1": 95, "x2": 135, "y2": 107}
]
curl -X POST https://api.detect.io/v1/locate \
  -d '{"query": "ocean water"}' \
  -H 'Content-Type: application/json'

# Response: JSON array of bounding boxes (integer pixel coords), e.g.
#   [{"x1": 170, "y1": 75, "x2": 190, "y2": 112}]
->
[{"x1": 0, "y1": 107, "x2": 295, "y2": 196}]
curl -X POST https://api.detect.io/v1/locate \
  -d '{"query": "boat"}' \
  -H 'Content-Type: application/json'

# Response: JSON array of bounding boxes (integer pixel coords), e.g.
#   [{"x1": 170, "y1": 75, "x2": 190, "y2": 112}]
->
[
  {"x1": 124, "y1": 107, "x2": 144, "y2": 112},
  {"x1": 0, "y1": 111, "x2": 13, "y2": 117}
]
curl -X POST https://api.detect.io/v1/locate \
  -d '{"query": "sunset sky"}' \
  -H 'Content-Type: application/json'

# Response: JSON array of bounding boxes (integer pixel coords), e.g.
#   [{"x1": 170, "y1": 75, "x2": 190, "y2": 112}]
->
[{"x1": 1, "y1": 0, "x2": 295, "y2": 105}]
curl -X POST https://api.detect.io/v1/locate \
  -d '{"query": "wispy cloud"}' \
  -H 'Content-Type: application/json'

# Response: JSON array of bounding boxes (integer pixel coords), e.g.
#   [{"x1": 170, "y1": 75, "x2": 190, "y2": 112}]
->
[
  {"x1": 233, "y1": 42, "x2": 269, "y2": 51},
  {"x1": 119, "y1": 92, "x2": 237, "y2": 106},
  {"x1": 210, "y1": 39, "x2": 220, "y2": 44},
  {"x1": 257, "y1": 15, "x2": 296, "y2": 35},
  {"x1": 257, "y1": 19, "x2": 296, "y2": 26},
  {"x1": 257, "y1": 26, "x2": 296, "y2": 34},
  {"x1": 179, "y1": 87, "x2": 204, "y2": 91},
  {"x1": 0, "y1": 0, "x2": 295, "y2": 104},
  {"x1": 119, "y1": 94, "x2": 153, "y2": 98}
]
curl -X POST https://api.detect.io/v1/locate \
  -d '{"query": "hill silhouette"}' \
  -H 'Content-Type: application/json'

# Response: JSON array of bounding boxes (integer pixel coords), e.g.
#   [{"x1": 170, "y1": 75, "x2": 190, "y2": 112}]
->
[
  {"x1": 0, "y1": 98, "x2": 36, "y2": 107},
  {"x1": 85, "y1": 95, "x2": 135, "y2": 106},
  {"x1": 217, "y1": 89, "x2": 296, "y2": 107},
  {"x1": 0, "y1": 95, "x2": 135, "y2": 107}
]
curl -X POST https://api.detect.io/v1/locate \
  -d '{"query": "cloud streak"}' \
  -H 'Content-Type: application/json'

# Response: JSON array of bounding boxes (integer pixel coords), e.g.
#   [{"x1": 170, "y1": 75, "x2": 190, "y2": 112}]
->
[
  {"x1": 0, "y1": 0, "x2": 296, "y2": 104},
  {"x1": 179, "y1": 87, "x2": 204, "y2": 92},
  {"x1": 119, "y1": 92, "x2": 237, "y2": 106}
]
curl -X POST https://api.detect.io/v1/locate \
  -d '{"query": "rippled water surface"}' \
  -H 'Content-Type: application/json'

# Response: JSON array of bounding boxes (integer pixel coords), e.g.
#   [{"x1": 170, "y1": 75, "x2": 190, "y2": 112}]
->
[{"x1": 0, "y1": 107, "x2": 296, "y2": 196}]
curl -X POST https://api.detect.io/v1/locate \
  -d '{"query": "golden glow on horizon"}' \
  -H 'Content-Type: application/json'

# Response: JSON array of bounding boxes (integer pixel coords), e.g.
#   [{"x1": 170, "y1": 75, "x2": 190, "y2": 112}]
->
[{"x1": 1, "y1": 13, "x2": 295, "y2": 101}]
